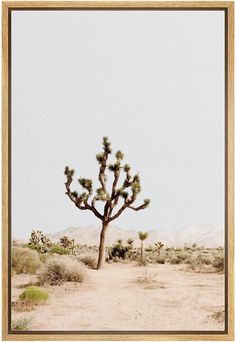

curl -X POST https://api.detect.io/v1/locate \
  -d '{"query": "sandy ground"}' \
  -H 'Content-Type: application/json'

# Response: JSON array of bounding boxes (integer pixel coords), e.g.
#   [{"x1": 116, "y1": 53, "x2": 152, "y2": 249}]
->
[{"x1": 11, "y1": 263, "x2": 224, "y2": 331}]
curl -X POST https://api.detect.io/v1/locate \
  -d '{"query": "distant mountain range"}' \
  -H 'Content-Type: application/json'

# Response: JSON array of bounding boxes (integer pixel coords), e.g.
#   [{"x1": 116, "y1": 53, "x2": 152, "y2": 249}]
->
[{"x1": 47, "y1": 224, "x2": 224, "y2": 248}]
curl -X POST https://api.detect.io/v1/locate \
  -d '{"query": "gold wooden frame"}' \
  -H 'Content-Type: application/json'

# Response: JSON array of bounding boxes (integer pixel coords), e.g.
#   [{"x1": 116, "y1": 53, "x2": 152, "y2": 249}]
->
[{"x1": 2, "y1": 1, "x2": 234, "y2": 340}]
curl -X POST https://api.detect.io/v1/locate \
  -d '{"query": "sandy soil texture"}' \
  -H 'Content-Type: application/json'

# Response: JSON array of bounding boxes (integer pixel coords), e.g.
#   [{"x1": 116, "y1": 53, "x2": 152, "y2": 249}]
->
[{"x1": 11, "y1": 263, "x2": 224, "y2": 331}]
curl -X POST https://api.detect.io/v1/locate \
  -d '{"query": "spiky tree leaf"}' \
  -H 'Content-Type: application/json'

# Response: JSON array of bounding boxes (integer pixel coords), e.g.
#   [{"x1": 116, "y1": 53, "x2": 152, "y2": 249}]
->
[
  {"x1": 121, "y1": 191, "x2": 129, "y2": 199},
  {"x1": 71, "y1": 191, "x2": 78, "y2": 198},
  {"x1": 96, "y1": 153, "x2": 104, "y2": 164},
  {"x1": 144, "y1": 198, "x2": 150, "y2": 206},
  {"x1": 115, "y1": 150, "x2": 124, "y2": 161},
  {"x1": 132, "y1": 181, "x2": 141, "y2": 194},
  {"x1": 96, "y1": 188, "x2": 109, "y2": 201},
  {"x1": 133, "y1": 174, "x2": 140, "y2": 183},
  {"x1": 78, "y1": 178, "x2": 93, "y2": 194},
  {"x1": 138, "y1": 231, "x2": 148, "y2": 241},
  {"x1": 127, "y1": 238, "x2": 134, "y2": 245},
  {"x1": 102, "y1": 136, "x2": 112, "y2": 154},
  {"x1": 124, "y1": 164, "x2": 131, "y2": 172},
  {"x1": 108, "y1": 164, "x2": 115, "y2": 172}
]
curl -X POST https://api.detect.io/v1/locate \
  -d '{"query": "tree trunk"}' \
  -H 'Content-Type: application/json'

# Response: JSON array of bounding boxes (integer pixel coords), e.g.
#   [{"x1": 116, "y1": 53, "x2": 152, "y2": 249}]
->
[
  {"x1": 141, "y1": 240, "x2": 144, "y2": 262},
  {"x1": 97, "y1": 222, "x2": 108, "y2": 270}
]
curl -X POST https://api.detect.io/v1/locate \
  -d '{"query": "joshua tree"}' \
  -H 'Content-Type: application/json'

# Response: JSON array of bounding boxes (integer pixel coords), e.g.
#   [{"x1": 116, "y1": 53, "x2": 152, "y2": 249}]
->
[
  {"x1": 29, "y1": 230, "x2": 43, "y2": 246},
  {"x1": 59, "y1": 236, "x2": 72, "y2": 251},
  {"x1": 127, "y1": 238, "x2": 134, "y2": 246},
  {"x1": 29, "y1": 230, "x2": 52, "y2": 253},
  {"x1": 64, "y1": 137, "x2": 150, "y2": 269},
  {"x1": 155, "y1": 241, "x2": 164, "y2": 255},
  {"x1": 138, "y1": 231, "x2": 148, "y2": 263},
  {"x1": 127, "y1": 238, "x2": 134, "y2": 260}
]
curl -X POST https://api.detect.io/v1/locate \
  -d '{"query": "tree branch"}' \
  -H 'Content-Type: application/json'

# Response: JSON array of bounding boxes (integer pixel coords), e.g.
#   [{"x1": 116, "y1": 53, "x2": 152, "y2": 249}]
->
[
  {"x1": 128, "y1": 203, "x2": 148, "y2": 211},
  {"x1": 108, "y1": 201, "x2": 129, "y2": 222},
  {"x1": 65, "y1": 172, "x2": 103, "y2": 221}
]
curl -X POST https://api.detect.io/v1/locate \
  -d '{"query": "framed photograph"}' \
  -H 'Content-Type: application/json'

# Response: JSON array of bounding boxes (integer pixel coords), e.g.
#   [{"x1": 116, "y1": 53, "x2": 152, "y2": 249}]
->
[{"x1": 2, "y1": 1, "x2": 234, "y2": 340}]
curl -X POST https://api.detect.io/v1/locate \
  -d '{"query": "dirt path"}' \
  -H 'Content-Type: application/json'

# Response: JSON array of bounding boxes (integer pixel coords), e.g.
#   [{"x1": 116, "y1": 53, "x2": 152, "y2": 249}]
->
[{"x1": 12, "y1": 263, "x2": 224, "y2": 331}]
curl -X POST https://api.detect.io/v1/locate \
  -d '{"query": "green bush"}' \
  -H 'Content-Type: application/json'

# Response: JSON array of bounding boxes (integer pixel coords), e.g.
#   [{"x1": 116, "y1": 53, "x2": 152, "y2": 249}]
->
[
  {"x1": 13, "y1": 286, "x2": 48, "y2": 311},
  {"x1": 12, "y1": 247, "x2": 41, "y2": 274},
  {"x1": 39, "y1": 255, "x2": 87, "y2": 285},
  {"x1": 24, "y1": 243, "x2": 38, "y2": 251},
  {"x1": 11, "y1": 318, "x2": 32, "y2": 331},
  {"x1": 19, "y1": 286, "x2": 48, "y2": 304},
  {"x1": 49, "y1": 245, "x2": 70, "y2": 255}
]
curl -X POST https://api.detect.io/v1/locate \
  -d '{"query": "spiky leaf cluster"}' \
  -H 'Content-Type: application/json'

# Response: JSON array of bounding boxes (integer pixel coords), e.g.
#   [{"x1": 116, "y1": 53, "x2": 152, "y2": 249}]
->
[
  {"x1": 64, "y1": 166, "x2": 74, "y2": 177},
  {"x1": 132, "y1": 180, "x2": 141, "y2": 194},
  {"x1": 108, "y1": 162, "x2": 121, "y2": 172},
  {"x1": 115, "y1": 150, "x2": 124, "y2": 161},
  {"x1": 127, "y1": 238, "x2": 134, "y2": 245},
  {"x1": 96, "y1": 153, "x2": 104, "y2": 164},
  {"x1": 138, "y1": 231, "x2": 148, "y2": 241},
  {"x1": 71, "y1": 191, "x2": 78, "y2": 198},
  {"x1": 78, "y1": 178, "x2": 93, "y2": 194},
  {"x1": 96, "y1": 188, "x2": 109, "y2": 201},
  {"x1": 124, "y1": 164, "x2": 131, "y2": 172},
  {"x1": 59, "y1": 236, "x2": 72, "y2": 249},
  {"x1": 121, "y1": 191, "x2": 129, "y2": 199},
  {"x1": 144, "y1": 199, "x2": 150, "y2": 206},
  {"x1": 102, "y1": 136, "x2": 112, "y2": 154}
]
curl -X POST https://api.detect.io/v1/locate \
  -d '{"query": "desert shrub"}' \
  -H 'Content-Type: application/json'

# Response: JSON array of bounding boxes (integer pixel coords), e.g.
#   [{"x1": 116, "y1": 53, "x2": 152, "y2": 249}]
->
[
  {"x1": 39, "y1": 255, "x2": 87, "y2": 285},
  {"x1": 78, "y1": 253, "x2": 97, "y2": 269},
  {"x1": 145, "y1": 247, "x2": 153, "y2": 252},
  {"x1": 169, "y1": 256, "x2": 181, "y2": 264},
  {"x1": 49, "y1": 245, "x2": 70, "y2": 255},
  {"x1": 108, "y1": 241, "x2": 129, "y2": 261},
  {"x1": 19, "y1": 286, "x2": 48, "y2": 303},
  {"x1": 213, "y1": 256, "x2": 224, "y2": 272},
  {"x1": 39, "y1": 253, "x2": 49, "y2": 263},
  {"x1": 187, "y1": 254, "x2": 213, "y2": 272},
  {"x1": 24, "y1": 243, "x2": 38, "y2": 251},
  {"x1": 12, "y1": 247, "x2": 41, "y2": 274},
  {"x1": 137, "y1": 259, "x2": 148, "y2": 266},
  {"x1": 13, "y1": 286, "x2": 48, "y2": 311},
  {"x1": 11, "y1": 317, "x2": 32, "y2": 331},
  {"x1": 155, "y1": 255, "x2": 166, "y2": 264},
  {"x1": 135, "y1": 270, "x2": 158, "y2": 284},
  {"x1": 176, "y1": 253, "x2": 188, "y2": 262}
]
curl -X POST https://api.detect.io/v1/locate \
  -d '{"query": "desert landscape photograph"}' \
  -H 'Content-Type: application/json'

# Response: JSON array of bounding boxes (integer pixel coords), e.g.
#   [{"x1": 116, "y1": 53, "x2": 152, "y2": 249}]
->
[{"x1": 9, "y1": 9, "x2": 226, "y2": 333}]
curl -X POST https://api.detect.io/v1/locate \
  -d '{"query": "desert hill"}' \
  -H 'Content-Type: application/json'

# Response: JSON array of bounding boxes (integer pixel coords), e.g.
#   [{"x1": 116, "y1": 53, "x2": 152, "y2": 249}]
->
[{"x1": 47, "y1": 225, "x2": 224, "y2": 248}]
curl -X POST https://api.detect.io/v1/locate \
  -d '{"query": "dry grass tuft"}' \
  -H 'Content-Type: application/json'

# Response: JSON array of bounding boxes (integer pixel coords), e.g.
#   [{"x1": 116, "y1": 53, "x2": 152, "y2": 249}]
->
[
  {"x1": 11, "y1": 317, "x2": 32, "y2": 331},
  {"x1": 78, "y1": 253, "x2": 97, "y2": 269},
  {"x1": 135, "y1": 270, "x2": 158, "y2": 284},
  {"x1": 213, "y1": 256, "x2": 224, "y2": 272},
  {"x1": 39, "y1": 255, "x2": 87, "y2": 285},
  {"x1": 12, "y1": 247, "x2": 41, "y2": 274},
  {"x1": 211, "y1": 310, "x2": 225, "y2": 323}
]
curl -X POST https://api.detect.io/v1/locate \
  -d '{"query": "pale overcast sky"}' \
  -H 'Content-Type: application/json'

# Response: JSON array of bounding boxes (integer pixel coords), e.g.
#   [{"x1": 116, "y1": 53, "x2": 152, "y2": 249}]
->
[{"x1": 11, "y1": 10, "x2": 225, "y2": 238}]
